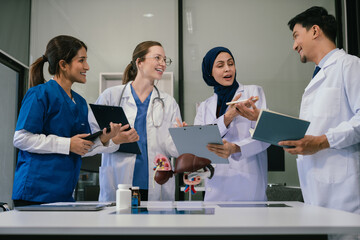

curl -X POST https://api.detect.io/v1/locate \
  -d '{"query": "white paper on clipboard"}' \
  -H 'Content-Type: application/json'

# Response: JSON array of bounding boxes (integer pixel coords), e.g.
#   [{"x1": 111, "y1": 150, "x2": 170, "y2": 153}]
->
[{"x1": 169, "y1": 125, "x2": 229, "y2": 164}]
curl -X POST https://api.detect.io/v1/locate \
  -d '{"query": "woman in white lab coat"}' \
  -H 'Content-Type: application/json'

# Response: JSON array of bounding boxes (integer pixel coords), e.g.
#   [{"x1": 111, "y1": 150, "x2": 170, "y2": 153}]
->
[
  {"x1": 195, "y1": 46, "x2": 270, "y2": 201},
  {"x1": 88, "y1": 41, "x2": 181, "y2": 202}
]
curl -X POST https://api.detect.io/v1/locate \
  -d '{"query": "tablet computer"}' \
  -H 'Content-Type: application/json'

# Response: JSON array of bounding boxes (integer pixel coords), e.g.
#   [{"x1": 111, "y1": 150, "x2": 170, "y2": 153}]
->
[
  {"x1": 82, "y1": 130, "x2": 103, "y2": 141},
  {"x1": 169, "y1": 125, "x2": 228, "y2": 164},
  {"x1": 89, "y1": 104, "x2": 141, "y2": 154},
  {"x1": 82, "y1": 126, "x2": 111, "y2": 141},
  {"x1": 15, "y1": 204, "x2": 106, "y2": 211}
]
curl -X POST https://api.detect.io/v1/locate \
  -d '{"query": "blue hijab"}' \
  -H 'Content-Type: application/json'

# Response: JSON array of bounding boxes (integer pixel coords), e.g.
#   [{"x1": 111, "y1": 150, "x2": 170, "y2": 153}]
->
[{"x1": 202, "y1": 47, "x2": 239, "y2": 117}]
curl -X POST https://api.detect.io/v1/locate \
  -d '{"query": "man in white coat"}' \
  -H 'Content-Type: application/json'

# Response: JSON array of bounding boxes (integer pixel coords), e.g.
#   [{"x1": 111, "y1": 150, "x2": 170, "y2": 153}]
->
[{"x1": 279, "y1": 6, "x2": 360, "y2": 219}]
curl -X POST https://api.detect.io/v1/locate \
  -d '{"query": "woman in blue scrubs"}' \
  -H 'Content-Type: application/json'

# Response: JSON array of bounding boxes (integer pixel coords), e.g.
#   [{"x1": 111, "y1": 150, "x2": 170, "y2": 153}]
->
[{"x1": 12, "y1": 35, "x2": 122, "y2": 207}]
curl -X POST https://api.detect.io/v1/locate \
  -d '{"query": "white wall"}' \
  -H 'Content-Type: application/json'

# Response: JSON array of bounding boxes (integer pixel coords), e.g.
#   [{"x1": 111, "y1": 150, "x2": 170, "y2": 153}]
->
[
  {"x1": 0, "y1": 63, "x2": 19, "y2": 208},
  {"x1": 0, "y1": 0, "x2": 31, "y2": 66},
  {"x1": 30, "y1": 0, "x2": 178, "y2": 104}
]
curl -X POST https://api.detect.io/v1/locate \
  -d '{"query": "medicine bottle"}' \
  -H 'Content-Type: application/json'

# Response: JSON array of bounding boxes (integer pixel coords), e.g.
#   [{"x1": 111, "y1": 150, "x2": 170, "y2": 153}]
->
[
  {"x1": 116, "y1": 184, "x2": 131, "y2": 210},
  {"x1": 131, "y1": 186, "x2": 141, "y2": 207}
]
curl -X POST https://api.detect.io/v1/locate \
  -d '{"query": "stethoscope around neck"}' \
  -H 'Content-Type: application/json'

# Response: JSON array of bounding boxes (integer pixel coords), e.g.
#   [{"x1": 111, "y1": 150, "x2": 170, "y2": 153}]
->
[{"x1": 119, "y1": 82, "x2": 165, "y2": 128}]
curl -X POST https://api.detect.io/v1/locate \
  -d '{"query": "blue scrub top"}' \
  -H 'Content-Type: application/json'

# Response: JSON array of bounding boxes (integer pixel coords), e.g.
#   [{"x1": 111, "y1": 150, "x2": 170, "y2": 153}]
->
[
  {"x1": 12, "y1": 79, "x2": 90, "y2": 203},
  {"x1": 130, "y1": 84, "x2": 151, "y2": 190}
]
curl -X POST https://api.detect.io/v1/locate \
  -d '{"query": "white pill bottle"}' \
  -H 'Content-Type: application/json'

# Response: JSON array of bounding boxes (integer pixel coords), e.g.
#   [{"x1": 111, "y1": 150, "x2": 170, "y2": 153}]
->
[{"x1": 116, "y1": 184, "x2": 132, "y2": 210}]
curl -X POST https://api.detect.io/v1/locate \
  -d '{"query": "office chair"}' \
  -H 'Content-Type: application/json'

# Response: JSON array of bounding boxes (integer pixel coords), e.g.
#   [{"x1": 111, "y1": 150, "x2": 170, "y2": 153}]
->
[
  {"x1": 75, "y1": 154, "x2": 101, "y2": 201},
  {"x1": 267, "y1": 144, "x2": 285, "y2": 171},
  {"x1": 266, "y1": 145, "x2": 304, "y2": 201},
  {"x1": 81, "y1": 154, "x2": 102, "y2": 173}
]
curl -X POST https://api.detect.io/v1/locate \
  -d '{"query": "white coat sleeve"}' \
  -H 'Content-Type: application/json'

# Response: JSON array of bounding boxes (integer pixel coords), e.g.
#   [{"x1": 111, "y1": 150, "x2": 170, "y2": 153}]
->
[
  {"x1": 164, "y1": 99, "x2": 182, "y2": 157},
  {"x1": 232, "y1": 137, "x2": 270, "y2": 159},
  {"x1": 14, "y1": 129, "x2": 110, "y2": 156},
  {"x1": 194, "y1": 102, "x2": 205, "y2": 125},
  {"x1": 194, "y1": 101, "x2": 229, "y2": 137},
  {"x1": 229, "y1": 86, "x2": 270, "y2": 159},
  {"x1": 216, "y1": 115, "x2": 229, "y2": 137},
  {"x1": 325, "y1": 58, "x2": 360, "y2": 149},
  {"x1": 13, "y1": 129, "x2": 70, "y2": 154}
]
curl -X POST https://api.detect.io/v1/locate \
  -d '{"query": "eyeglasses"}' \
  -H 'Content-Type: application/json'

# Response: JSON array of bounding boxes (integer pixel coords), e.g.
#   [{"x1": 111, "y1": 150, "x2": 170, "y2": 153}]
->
[{"x1": 143, "y1": 55, "x2": 172, "y2": 66}]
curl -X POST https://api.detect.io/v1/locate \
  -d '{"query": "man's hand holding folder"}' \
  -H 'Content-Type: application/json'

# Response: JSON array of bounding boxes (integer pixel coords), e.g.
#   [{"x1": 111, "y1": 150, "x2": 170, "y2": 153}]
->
[
  {"x1": 251, "y1": 109, "x2": 310, "y2": 148},
  {"x1": 279, "y1": 134, "x2": 330, "y2": 155}
]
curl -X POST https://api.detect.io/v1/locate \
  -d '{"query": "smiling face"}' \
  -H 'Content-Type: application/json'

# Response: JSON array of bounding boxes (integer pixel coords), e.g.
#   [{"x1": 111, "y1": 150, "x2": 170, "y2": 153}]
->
[
  {"x1": 292, "y1": 23, "x2": 316, "y2": 63},
  {"x1": 212, "y1": 52, "x2": 235, "y2": 86},
  {"x1": 66, "y1": 47, "x2": 89, "y2": 84},
  {"x1": 138, "y1": 45, "x2": 166, "y2": 81}
]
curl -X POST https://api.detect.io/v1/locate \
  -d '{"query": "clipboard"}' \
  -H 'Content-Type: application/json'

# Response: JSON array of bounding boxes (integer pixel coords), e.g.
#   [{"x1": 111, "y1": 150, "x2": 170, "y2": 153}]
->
[
  {"x1": 169, "y1": 125, "x2": 228, "y2": 164},
  {"x1": 89, "y1": 104, "x2": 141, "y2": 154}
]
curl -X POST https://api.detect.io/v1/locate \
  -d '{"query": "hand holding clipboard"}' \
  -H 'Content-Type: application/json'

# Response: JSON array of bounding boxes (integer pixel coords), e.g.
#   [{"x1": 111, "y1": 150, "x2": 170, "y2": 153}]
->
[
  {"x1": 169, "y1": 125, "x2": 228, "y2": 164},
  {"x1": 89, "y1": 104, "x2": 141, "y2": 154},
  {"x1": 111, "y1": 124, "x2": 139, "y2": 146}
]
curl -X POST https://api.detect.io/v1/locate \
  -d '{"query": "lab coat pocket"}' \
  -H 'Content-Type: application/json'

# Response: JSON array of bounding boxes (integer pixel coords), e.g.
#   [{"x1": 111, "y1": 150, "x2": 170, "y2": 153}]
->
[
  {"x1": 99, "y1": 166, "x2": 116, "y2": 201},
  {"x1": 313, "y1": 88, "x2": 340, "y2": 118},
  {"x1": 228, "y1": 156, "x2": 257, "y2": 175},
  {"x1": 313, "y1": 149, "x2": 348, "y2": 184}
]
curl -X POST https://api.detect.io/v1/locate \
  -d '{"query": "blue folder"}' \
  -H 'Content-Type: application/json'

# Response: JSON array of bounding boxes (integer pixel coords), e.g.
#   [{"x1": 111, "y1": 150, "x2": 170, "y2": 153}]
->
[{"x1": 252, "y1": 109, "x2": 310, "y2": 147}]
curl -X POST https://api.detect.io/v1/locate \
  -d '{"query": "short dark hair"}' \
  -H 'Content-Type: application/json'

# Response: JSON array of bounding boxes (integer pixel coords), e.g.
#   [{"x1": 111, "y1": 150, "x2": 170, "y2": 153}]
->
[{"x1": 288, "y1": 6, "x2": 337, "y2": 44}]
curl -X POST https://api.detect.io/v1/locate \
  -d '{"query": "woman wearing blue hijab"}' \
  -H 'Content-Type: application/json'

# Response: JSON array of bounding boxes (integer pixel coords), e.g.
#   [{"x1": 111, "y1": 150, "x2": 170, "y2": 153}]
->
[
  {"x1": 201, "y1": 47, "x2": 239, "y2": 118},
  {"x1": 194, "y1": 46, "x2": 270, "y2": 201}
]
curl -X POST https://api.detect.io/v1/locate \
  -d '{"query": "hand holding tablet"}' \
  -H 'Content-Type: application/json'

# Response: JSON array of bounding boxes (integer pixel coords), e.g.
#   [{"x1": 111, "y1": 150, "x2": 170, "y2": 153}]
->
[{"x1": 82, "y1": 125, "x2": 111, "y2": 141}]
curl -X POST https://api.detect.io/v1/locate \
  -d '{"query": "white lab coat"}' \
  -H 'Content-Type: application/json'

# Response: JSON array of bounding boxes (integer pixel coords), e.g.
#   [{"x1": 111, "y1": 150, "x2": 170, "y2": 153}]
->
[
  {"x1": 194, "y1": 83, "x2": 270, "y2": 201},
  {"x1": 88, "y1": 82, "x2": 181, "y2": 202},
  {"x1": 297, "y1": 49, "x2": 360, "y2": 214}
]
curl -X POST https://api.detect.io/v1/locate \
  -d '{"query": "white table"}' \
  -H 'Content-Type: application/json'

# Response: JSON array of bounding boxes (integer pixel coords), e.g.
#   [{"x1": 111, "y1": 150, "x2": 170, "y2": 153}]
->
[{"x1": 0, "y1": 201, "x2": 359, "y2": 239}]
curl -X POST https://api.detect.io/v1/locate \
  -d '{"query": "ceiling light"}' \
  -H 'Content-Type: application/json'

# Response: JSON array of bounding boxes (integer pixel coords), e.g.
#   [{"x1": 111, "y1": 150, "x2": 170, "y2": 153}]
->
[{"x1": 143, "y1": 13, "x2": 154, "y2": 18}]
